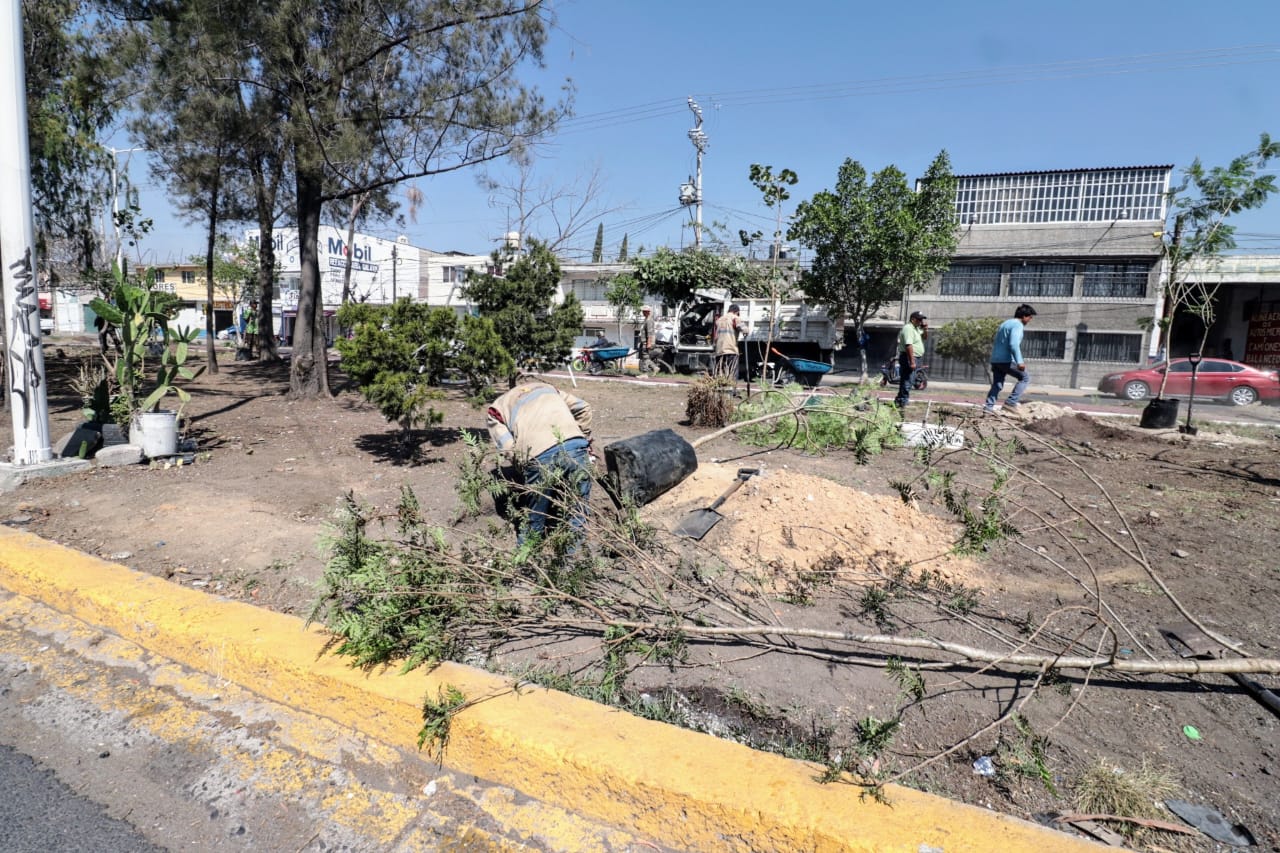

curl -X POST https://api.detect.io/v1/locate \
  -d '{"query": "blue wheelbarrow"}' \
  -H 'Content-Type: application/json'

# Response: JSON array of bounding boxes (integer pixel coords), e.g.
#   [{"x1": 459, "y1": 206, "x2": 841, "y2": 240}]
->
[{"x1": 769, "y1": 347, "x2": 833, "y2": 388}]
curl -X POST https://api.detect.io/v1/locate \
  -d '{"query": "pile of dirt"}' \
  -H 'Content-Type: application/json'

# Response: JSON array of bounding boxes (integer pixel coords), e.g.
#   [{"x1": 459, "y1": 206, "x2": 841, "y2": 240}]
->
[{"x1": 645, "y1": 462, "x2": 983, "y2": 590}]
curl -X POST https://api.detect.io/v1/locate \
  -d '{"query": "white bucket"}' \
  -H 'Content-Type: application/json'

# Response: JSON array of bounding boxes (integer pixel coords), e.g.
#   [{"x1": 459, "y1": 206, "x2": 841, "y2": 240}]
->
[{"x1": 131, "y1": 410, "x2": 178, "y2": 458}]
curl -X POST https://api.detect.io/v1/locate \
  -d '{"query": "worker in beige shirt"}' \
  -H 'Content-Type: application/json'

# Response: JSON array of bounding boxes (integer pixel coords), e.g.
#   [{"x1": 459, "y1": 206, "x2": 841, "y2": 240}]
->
[{"x1": 487, "y1": 379, "x2": 593, "y2": 543}]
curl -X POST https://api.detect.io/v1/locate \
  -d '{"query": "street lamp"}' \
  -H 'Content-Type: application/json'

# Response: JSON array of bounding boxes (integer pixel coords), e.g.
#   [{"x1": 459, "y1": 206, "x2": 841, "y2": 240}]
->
[{"x1": 1180, "y1": 351, "x2": 1203, "y2": 435}]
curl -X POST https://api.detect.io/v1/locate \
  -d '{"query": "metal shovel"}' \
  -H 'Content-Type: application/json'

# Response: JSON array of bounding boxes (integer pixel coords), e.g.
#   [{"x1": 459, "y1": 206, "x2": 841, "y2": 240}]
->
[{"x1": 673, "y1": 467, "x2": 759, "y2": 540}]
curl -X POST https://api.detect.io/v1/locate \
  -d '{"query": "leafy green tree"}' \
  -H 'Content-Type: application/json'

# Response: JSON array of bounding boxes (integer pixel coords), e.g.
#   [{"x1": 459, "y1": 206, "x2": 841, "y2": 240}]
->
[
  {"x1": 336, "y1": 301, "x2": 457, "y2": 441},
  {"x1": 25, "y1": 0, "x2": 121, "y2": 273},
  {"x1": 934, "y1": 316, "x2": 1003, "y2": 381},
  {"x1": 463, "y1": 239, "x2": 583, "y2": 386},
  {"x1": 592, "y1": 223, "x2": 604, "y2": 263},
  {"x1": 625, "y1": 247, "x2": 766, "y2": 309},
  {"x1": 1153, "y1": 133, "x2": 1279, "y2": 397},
  {"x1": 604, "y1": 272, "x2": 644, "y2": 340},
  {"x1": 787, "y1": 151, "x2": 958, "y2": 334}
]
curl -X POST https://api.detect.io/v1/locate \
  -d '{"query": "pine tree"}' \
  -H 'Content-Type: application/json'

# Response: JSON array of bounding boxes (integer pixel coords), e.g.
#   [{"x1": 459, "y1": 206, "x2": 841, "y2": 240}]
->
[
  {"x1": 618, "y1": 234, "x2": 629, "y2": 262},
  {"x1": 592, "y1": 223, "x2": 604, "y2": 263}
]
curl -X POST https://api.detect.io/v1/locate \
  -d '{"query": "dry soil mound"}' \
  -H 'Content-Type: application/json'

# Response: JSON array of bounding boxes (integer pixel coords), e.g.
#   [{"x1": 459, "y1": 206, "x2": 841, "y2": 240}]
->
[{"x1": 645, "y1": 462, "x2": 982, "y2": 591}]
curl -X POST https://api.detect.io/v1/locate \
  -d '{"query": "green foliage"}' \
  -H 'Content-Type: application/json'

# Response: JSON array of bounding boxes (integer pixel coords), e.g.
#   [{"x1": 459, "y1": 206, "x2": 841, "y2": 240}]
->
[
  {"x1": 787, "y1": 151, "x2": 958, "y2": 332},
  {"x1": 603, "y1": 273, "x2": 644, "y2": 327},
  {"x1": 937, "y1": 464, "x2": 1018, "y2": 555},
  {"x1": 418, "y1": 684, "x2": 466, "y2": 761},
  {"x1": 591, "y1": 222, "x2": 604, "y2": 263},
  {"x1": 996, "y1": 714, "x2": 1058, "y2": 795},
  {"x1": 25, "y1": 0, "x2": 120, "y2": 264},
  {"x1": 336, "y1": 300, "x2": 456, "y2": 437},
  {"x1": 88, "y1": 265, "x2": 201, "y2": 421},
  {"x1": 934, "y1": 316, "x2": 1003, "y2": 377},
  {"x1": 310, "y1": 490, "x2": 502, "y2": 673},
  {"x1": 1156, "y1": 134, "x2": 1279, "y2": 386},
  {"x1": 733, "y1": 389, "x2": 902, "y2": 459},
  {"x1": 626, "y1": 247, "x2": 767, "y2": 308},
  {"x1": 885, "y1": 657, "x2": 926, "y2": 704},
  {"x1": 463, "y1": 240, "x2": 583, "y2": 384},
  {"x1": 617, "y1": 233, "x2": 628, "y2": 262}
]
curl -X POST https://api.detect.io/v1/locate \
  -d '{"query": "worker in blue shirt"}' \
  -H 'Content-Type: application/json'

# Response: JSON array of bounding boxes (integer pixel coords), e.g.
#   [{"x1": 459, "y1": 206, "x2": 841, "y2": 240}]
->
[{"x1": 984, "y1": 304, "x2": 1037, "y2": 414}]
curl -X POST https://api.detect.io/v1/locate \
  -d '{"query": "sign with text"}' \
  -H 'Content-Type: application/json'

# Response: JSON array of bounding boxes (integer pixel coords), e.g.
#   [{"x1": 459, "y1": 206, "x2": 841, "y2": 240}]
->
[{"x1": 1244, "y1": 311, "x2": 1280, "y2": 368}]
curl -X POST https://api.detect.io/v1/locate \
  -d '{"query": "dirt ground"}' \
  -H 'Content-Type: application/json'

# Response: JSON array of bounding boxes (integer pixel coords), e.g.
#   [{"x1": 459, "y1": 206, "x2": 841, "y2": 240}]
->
[{"x1": 3, "y1": 343, "x2": 1278, "y2": 850}]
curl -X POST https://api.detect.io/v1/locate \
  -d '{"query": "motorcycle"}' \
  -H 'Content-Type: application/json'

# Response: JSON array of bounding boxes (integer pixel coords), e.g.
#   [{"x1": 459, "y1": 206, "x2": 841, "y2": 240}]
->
[{"x1": 880, "y1": 358, "x2": 929, "y2": 390}]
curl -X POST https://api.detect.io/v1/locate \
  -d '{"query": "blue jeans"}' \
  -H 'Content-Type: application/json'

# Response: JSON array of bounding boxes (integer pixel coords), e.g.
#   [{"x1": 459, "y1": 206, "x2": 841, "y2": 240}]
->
[
  {"x1": 521, "y1": 438, "x2": 591, "y2": 542},
  {"x1": 894, "y1": 353, "x2": 917, "y2": 408},
  {"x1": 985, "y1": 363, "x2": 1029, "y2": 408}
]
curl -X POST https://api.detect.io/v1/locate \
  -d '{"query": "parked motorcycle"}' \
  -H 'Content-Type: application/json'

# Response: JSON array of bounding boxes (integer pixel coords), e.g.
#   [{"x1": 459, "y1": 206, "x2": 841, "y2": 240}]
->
[{"x1": 879, "y1": 358, "x2": 929, "y2": 390}]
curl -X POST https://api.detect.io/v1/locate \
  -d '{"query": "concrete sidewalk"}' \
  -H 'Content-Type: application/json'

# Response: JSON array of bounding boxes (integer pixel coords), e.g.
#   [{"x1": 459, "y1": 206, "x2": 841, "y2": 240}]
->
[{"x1": 0, "y1": 528, "x2": 1101, "y2": 851}]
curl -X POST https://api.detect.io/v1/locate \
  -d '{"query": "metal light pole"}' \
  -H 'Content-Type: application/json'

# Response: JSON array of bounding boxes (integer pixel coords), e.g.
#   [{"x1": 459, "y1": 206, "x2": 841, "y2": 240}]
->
[
  {"x1": 107, "y1": 146, "x2": 145, "y2": 271},
  {"x1": 1180, "y1": 351, "x2": 1203, "y2": 435},
  {"x1": 686, "y1": 97, "x2": 706, "y2": 250},
  {"x1": 0, "y1": 0, "x2": 52, "y2": 466},
  {"x1": 391, "y1": 243, "x2": 397, "y2": 303}
]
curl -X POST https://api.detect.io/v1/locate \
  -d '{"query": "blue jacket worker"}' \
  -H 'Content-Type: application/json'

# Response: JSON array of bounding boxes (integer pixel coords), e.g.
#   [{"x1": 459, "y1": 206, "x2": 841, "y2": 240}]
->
[{"x1": 984, "y1": 304, "x2": 1037, "y2": 415}]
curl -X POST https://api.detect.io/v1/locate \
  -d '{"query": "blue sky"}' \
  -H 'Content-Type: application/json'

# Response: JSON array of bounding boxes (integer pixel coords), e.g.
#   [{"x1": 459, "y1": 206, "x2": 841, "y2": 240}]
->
[{"x1": 134, "y1": 0, "x2": 1280, "y2": 264}]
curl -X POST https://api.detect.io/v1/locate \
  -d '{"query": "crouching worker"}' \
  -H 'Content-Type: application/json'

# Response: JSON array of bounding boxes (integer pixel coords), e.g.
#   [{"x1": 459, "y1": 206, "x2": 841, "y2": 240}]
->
[{"x1": 486, "y1": 378, "x2": 594, "y2": 546}]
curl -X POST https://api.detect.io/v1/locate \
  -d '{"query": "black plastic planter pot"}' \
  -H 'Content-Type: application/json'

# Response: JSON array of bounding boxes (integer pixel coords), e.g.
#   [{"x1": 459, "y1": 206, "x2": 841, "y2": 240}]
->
[{"x1": 1140, "y1": 397, "x2": 1180, "y2": 429}]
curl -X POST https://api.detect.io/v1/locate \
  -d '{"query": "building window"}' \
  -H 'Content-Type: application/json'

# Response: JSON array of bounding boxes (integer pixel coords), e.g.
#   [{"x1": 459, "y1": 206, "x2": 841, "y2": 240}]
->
[
  {"x1": 1009, "y1": 263, "x2": 1075, "y2": 298},
  {"x1": 570, "y1": 278, "x2": 605, "y2": 302},
  {"x1": 181, "y1": 271, "x2": 196, "y2": 284},
  {"x1": 1022, "y1": 331, "x2": 1066, "y2": 360},
  {"x1": 153, "y1": 270, "x2": 166, "y2": 283},
  {"x1": 1076, "y1": 332, "x2": 1142, "y2": 363},
  {"x1": 1082, "y1": 263, "x2": 1149, "y2": 298},
  {"x1": 940, "y1": 264, "x2": 1001, "y2": 296},
  {"x1": 954, "y1": 167, "x2": 1169, "y2": 225}
]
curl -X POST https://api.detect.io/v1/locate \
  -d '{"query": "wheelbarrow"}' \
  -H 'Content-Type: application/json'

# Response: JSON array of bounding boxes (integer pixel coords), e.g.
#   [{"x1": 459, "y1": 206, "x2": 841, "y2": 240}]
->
[
  {"x1": 768, "y1": 347, "x2": 832, "y2": 389},
  {"x1": 572, "y1": 345, "x2": 633, "y2": 375}
]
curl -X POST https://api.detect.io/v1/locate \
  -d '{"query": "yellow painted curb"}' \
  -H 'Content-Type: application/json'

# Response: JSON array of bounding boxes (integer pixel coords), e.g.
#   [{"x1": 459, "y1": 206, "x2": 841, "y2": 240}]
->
[{"x1": 0, "y1": 528, "x2": 1099, "y2": 852}]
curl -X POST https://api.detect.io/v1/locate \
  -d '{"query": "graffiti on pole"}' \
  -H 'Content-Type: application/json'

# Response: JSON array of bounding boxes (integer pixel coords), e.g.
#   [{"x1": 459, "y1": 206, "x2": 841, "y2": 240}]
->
[{"x1": 7, "y1": 246, "x2": 43, "y2": 427}]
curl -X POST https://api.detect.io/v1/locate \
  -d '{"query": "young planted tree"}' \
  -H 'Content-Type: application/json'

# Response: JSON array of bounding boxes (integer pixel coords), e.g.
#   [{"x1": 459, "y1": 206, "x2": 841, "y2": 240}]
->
[
  {"x1": 603, "y1": 272, "x2": 644, "y2": 343},
  {"x1": 934, "y1": 316, "x2": 1004, "y2": 381},
  {"x1": 463, "y1": 239, "x2": 583, "y2": 385},
  {"x1": 335, "y1": 300, "x2": 510, "y2": 448},
  {"x1": 788, "y1": 152, "x2": 958, "y2": 338},
  {"x1": 742, "y1": 164, "x2": 798, "y2": 388},
  {"x1": 1151, "y1": 134, "x2": 1279, "y2": 399}
]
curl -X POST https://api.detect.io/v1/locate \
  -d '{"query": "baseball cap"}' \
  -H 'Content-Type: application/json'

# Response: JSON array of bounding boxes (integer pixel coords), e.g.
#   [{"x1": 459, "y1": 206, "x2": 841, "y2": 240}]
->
[{"x1": 910, "y1": 311, "x2": 927, "y2": 321}]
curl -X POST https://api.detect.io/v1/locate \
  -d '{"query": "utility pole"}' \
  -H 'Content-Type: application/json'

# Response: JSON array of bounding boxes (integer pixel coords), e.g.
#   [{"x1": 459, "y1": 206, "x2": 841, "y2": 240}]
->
[
  {"x1": 391, "y1": 243, "x2": 397, "y2": 303},
  {"x1": 679, "y1": 97, "x2": 707, "y2": 250},
  {"x1": 107, "y1": 146, "x2": 145, "y2": 271},
  {"x1": 0, "y1": 0, "x2": 51, "y2": 466}
]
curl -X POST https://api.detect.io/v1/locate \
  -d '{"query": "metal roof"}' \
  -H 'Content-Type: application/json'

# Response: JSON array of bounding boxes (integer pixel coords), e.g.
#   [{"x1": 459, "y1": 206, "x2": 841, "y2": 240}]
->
[{"x1": 956, "y1": 165, "x2": 1174, "y2": 180}]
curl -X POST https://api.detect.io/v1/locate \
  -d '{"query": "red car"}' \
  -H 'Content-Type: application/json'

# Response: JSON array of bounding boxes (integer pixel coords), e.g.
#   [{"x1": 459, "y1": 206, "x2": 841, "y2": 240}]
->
[{"x1": 1098, "y1": 358, "x2": 1280, "y2": 406}]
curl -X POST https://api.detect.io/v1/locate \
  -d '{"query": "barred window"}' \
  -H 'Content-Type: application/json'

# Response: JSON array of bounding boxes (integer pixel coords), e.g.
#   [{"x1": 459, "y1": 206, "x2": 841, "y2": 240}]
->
[
  {"x1": 954, "y1": 167, "x2": 1169, "y2": 225},
  {"x1": 1082, "y1": 263, "x2": 1150, "y2": 298},
  {"x1": 181, "y1": 271, "x2": 196, "y2": 284},
  {"x1": 1076, "y1": 332, "x2": 1142, "y2": 363},
  {"x1": 1009, "y1": 263, "x2": 1075, "y2": 298},
  {"x1": 1021, "y1": 331, "x2": 1066, "y2": 360},
  {"x1": 153, "y1": 270, "x2": 166, "y2": 283},
  {"x1": 940, "y1": 263, "x2": 1001, "y2": 296}
]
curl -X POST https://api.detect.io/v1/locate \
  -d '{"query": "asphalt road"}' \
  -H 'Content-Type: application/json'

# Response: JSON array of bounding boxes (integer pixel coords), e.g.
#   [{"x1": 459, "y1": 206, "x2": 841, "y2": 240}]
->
[{"x1": 0, "y1": 743, "x2": 163, "y2": 853}]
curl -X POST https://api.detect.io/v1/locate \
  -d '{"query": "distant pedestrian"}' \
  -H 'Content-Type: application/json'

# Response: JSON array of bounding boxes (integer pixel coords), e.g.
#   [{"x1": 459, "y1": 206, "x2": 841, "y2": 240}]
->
[
  {"x1": 713, "y1": 304, "x2": 742, "y2": 379},
  {"x1": 243, "y1": 300, "x2": 260, "y2": 358},
  {"x1": 486, "y1": 378, "x2": 594, "y2": 545},
  {"x1": 983, "y1": 304, "x2": 1037, "y2": 415},
  {"x1": 894, "y1": 311, "x2": 928, "y2": 408}
]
